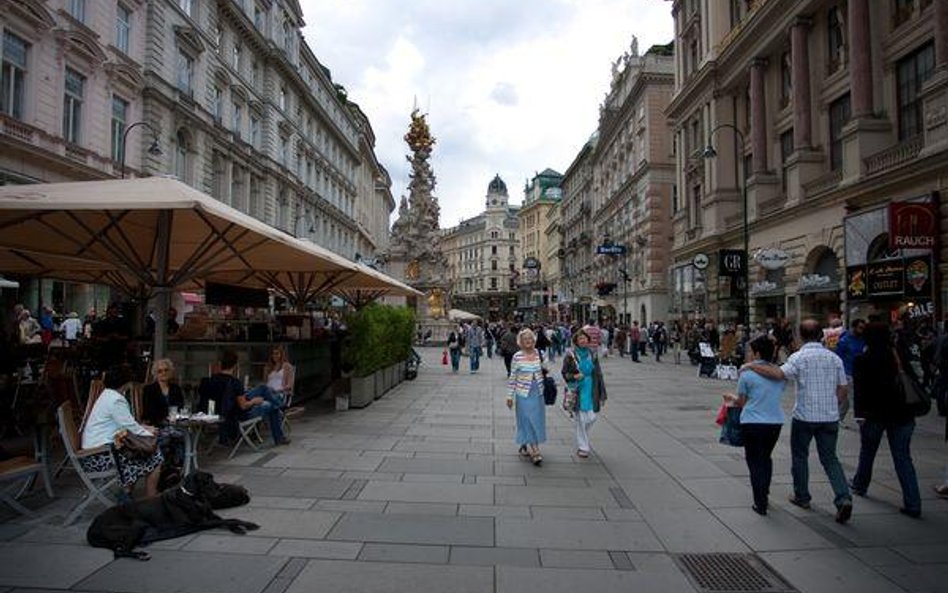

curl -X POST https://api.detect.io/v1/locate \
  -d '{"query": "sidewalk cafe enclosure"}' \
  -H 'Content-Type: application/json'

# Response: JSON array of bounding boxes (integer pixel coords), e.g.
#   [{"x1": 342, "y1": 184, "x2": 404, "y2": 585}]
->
[{"x1": 0, "y1": 177, "x2": 419, "y2": 398}]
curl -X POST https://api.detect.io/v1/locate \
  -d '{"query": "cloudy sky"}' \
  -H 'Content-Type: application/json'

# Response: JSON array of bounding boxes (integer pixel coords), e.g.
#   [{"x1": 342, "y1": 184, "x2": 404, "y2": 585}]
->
[{"x1": 300, "y1": 0, "x2": 674, "y2": 228}]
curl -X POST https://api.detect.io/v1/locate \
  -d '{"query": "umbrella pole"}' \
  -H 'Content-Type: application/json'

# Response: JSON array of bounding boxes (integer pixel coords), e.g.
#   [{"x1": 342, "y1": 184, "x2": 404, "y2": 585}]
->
[{"x1": 153, "y1": 211, "x2": 172, "y2": 360}]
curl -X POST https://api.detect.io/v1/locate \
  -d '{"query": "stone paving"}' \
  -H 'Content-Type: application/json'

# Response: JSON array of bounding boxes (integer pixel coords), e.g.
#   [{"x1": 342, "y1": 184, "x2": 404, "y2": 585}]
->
[{"x1": 1, "y1": 347, "x2": 947, "y2": 593}]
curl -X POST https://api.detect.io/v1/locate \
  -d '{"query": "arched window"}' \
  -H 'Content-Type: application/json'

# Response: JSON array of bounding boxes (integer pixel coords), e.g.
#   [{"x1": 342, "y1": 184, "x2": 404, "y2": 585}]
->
[{"x1": 867, "y1": 233, "x2": 899, "y2": 262}]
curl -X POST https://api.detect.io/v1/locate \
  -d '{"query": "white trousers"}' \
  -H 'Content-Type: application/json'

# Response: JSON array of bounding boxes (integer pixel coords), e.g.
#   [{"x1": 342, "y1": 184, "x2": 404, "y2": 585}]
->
[{"x1": 574, "y1": 410, "x2": 597, "y2": 453}]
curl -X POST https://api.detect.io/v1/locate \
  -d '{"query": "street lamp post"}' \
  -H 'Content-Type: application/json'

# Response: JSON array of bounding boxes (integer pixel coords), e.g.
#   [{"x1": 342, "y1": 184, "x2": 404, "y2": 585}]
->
[
  {"x1": 703, "y1": 123, "x2": 749, "y2": 328},
  {"x1": 121, "y1": 121, "x2": 163, "y2": 179}
]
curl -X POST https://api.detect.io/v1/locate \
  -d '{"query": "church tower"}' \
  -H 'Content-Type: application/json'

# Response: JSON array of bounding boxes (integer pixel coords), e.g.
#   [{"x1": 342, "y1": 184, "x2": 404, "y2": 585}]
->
[{"x1": 486, "y1": 174, "x2": 508, "y2": 211}]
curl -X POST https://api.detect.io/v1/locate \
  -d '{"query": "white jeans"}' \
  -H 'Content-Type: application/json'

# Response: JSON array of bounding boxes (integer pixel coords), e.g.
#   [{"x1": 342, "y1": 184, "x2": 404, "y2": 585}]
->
[{"x1": 574, "y1": 410, "x2": 597, "y2": 453}]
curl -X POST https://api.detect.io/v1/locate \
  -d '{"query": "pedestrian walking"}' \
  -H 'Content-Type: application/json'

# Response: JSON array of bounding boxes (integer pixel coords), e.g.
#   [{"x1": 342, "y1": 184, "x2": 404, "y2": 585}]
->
[
  {"x1": 485, "y1": 324, "x2": 495, "y2": 359},
  {"x1": 629, "y1": 322, "x2": 641, "y2": 362},
  {"x1": 561, "y1": 329, "x2": 607, "y2": 459},
  {"x1": 466, "y1": 320, "x2": 484, "y2": 373},
  {"x1": 615, "y1": 327, "x2": 627, "y2": 358},
  {"x1": 743, "y1": 319, "x2": 853, "y2": 523},
  {"x1": 850, "y1": 322, "x2": 922, "y2": 518},
  {"x1": 447, "y1": 325, "x2": 463, "y2": 373},
  {"x1": 670, "y1": 321, "x2": 683, "y2": 364},
  {"x1": 507, "y1": 328, "x2": 547, "y2": 466},
  {"x1": 724, "y1": 336, "x2": 786, "y2": 515},
  {"x1": 500, "y1": 325, "x2": 519, "y2": 377},
  {"x1": 834, "y1": 319, "x2": 866, "y2": 425}
]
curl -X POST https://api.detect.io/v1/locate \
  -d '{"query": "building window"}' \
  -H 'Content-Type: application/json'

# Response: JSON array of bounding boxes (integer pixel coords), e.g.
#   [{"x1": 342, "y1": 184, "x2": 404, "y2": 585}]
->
[
  {"x1": 62, "y1": 67, "x2": 84, "y2": 144},
  {"x1": 491, "y1": 245, "x2": 497, "y2": 255},
  {"x1": 175, "y1": 129, "x2": 190, "y2": 181},
  {"x1": 780, "y1": 129, "x2": 793, "y2": 194},
  {"x1": 894, "y1": 0, "x2": 915, "y2": 27},
  {"x1": 254, "y1": 4, "x2": 265, "y2": 29},
  {"x1": 69, "y1": 0, "x2": 85, "y2": 23},
  {"x1": 279, "y1": 87, "x2": 287, "y2": 111},
  {"x1": 1, "y1": 32, "x2": 28, "y2": 120},
  {"x1": 232, "y1": 44, "x2": 241, "y2": 72},
  {"x1": 179, "y1": 0, "x2": 193, "y2": 17},
  {"x1": 282, "y1": 20, "x2": 292, "y2": 52},
  {"x1": 250, "y1": 115, "x2": 259, "y2": 147},
  {"x1": 492, "y1": 260, "x2": 498, "y2": 271},
  {"x1": 827, "y1": 5, "x2": 845, "y2": 73},
  {"x1": 780, "y1": 51, "x2": 791, "y2": 108},
  {"x1": 280, "y1": 135, "x2": 289, "y2": 167},
  {"x1": 896, "y1": 42, "x2": 935, "y2": 140},
  {"x1": 491, "y1": 277, "x2": 498, "y2": 290},
  {"x1": 211, "y1": 85, "x2": 223, "y2": 121},
  {"x1": 176, "y1": 50, "x2": 193, "y2": 94},
  {"x1": 829, "y1": 93, "x2": 851, "y2": 171},
  {"x1": 232, "y1": 101, "x2": 242, "y2": 137},
  {"x1": 110, "y1": 96, "x2": 128, "y2": 162},
  {"x1": 116, "y1": 4, "x2": 131, "y2": 54},
  {"x1": 690, "y1": 184, "x2": 701, "y2": 229},
  {"x1": 672, "y1": 184, "x2": 678, "y2": 214}
]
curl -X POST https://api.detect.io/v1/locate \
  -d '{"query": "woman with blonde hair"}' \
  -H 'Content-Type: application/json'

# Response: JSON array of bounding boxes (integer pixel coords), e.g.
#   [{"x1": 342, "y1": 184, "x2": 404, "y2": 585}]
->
[
  {"x1": 264, "y1": 345, "x2": 294, "y2": 399},
  {"x1": 507, "y1": 328, "x2": 547, "y2": 465}
]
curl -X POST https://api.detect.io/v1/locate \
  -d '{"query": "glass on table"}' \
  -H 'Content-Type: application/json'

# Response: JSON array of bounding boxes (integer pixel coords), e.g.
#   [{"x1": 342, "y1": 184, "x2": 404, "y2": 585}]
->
[{"x1": 169, "y1": 406, "x2": 179, "y2": 421}]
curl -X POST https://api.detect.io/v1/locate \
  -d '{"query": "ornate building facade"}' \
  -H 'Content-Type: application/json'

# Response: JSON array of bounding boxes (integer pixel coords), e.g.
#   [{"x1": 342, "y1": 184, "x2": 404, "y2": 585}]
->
[
  {"x1": 516, "y1": 168, "x2": 562, "y2": 321},
  {"x1": 441, "y1": 175, "x2": 520, "y2": 321},
  {"x1": 0, "y1": 0, "x2": 393, "y2": 311},
  {"x1": 557, "y1": 40, "x2": 675, "y2": 326},
  {"x1": 667, "y1": 0, "x2": 947, "y2": 326}
]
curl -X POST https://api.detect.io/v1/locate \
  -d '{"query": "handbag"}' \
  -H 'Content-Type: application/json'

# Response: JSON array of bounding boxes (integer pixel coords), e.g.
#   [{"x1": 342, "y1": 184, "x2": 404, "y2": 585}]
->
[
  {"x1": 115, "y1": 429, "x2": 158, "y2": 457},
  {"x1": 893, "y1": 351, "x2": 931, "y2": 417},
  {"x1": 542, "y1": 374, "x2": 557, "y2": 406},
  {"x1": 718, "y1": 406, "x2": 743, "y2": 447},
  {"x1": 562, "y1": 387, "x2": 577, "y2": 412}
]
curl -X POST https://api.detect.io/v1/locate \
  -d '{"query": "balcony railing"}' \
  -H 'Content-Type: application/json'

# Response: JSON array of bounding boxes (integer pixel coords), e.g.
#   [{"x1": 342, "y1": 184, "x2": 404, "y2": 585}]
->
[
  {"x1": 863, "y1": 135, "x2": 923, "y2": 176},
  {"x1": 1, "y1": 115, "x2": 35, "y2": 143}
]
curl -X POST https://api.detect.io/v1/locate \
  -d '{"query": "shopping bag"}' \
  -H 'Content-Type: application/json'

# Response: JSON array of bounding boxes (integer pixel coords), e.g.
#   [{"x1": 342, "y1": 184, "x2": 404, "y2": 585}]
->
[
  {"x1": 714, "y1": 403, "x2": 728, "y2": 426},
  {"x1": 441, "y1": 350, "x2": 448, "y2": 365},
  {"x1": 718, "y1": 406, "x2": 743, "y2": 447}
]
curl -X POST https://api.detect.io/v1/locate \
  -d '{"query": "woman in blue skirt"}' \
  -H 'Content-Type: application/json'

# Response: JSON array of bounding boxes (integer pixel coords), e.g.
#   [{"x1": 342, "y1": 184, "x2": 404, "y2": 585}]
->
[{"x1": 507, "y1": 328, "x2": 547, "y2": 465}]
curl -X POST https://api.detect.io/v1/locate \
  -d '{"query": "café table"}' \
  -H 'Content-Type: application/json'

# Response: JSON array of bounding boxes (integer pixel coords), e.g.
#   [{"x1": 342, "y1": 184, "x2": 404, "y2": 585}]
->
[{"x1": 170, "y1": 413, "x2": 222, "y2": 475}]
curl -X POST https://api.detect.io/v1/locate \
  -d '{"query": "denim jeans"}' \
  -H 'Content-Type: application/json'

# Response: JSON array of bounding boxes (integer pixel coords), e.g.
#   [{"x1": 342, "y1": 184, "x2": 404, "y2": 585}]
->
[
  {"x1": 741, "y1": 423, "x2": 782, "y2": 510},
  {"x1": 449, "y1": 348, "x2": 461, "y2": 371},
  {"x1": 790, "y1": 419, "x2": 851, "y2": 507},
  {"x1": 470, "y1": 346, "x2": 481, "y2": 371},
  {"x1": 851, "y1": 420, "x2": 920, "y2": 513},
  {"x1": 242, "y1": 385, "x2": 285, "y2": 444}
]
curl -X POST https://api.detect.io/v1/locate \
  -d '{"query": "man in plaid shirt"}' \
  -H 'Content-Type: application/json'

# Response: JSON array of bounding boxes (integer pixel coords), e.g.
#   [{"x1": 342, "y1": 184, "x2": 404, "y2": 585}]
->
[{"x1": 743, "y1": 319, "x2": 853, "y2": 523}]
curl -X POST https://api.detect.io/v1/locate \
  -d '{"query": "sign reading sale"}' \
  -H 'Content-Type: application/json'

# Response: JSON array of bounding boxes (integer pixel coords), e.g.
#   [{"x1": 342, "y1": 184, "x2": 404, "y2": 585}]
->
[{"x1": 889, "y1": 200, "x2": 937, "y2": 250}]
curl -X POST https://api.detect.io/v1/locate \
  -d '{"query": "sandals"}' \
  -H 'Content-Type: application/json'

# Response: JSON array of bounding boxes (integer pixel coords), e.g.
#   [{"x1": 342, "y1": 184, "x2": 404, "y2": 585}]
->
[
  {"x1": 933, "y1": 484, "x2": 948, "y2": 499},
  {"x1": 576, "y1": 450, "x2": 589, "y2": 459},
  {"x1": 518, "y1": 445, "x2": 530, "y2": 459},
  {"x1": 530, "y1": 452, "x2": 543, "y2": 466}
]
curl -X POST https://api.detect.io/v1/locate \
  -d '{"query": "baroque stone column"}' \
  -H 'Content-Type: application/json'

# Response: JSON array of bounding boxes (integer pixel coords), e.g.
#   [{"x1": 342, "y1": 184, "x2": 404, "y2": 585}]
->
[
  {"x1": 750, "y1": 58, "x2": 768, "y2": 173},
  {"x1": 936, "y1": 0, "x2": 948, "y2": 68},
  {"x1": 848, "y1": 0, "x2": 873, "y2": 117},
  {"x1": 791, "y1": 17, "x2": 812, "y2": 149}
]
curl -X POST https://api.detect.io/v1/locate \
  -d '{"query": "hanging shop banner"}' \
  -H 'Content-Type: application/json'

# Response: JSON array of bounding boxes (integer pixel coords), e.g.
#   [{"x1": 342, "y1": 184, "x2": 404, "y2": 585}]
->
[
  {"x1": 866, "y1": 260, "x2": 904, "y2": 296},
  {"x1": 903, "y1": 255, "x2": 933, "y2": 297},
  {"x1": 846, "y1": 265, "x2": 867, "y2": 301},
  {"x1": 718, "y1": 249, "x2": 746, "y2": 277},
  {"x1": 889, "y1": 201, "x2": 937, "y2": 250}
]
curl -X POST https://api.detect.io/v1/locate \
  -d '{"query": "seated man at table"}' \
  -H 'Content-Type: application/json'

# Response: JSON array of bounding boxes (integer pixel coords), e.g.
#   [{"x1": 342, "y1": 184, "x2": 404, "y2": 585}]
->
[{"x1": 210, "y1": 350, "x2": 289, "y2": 446}]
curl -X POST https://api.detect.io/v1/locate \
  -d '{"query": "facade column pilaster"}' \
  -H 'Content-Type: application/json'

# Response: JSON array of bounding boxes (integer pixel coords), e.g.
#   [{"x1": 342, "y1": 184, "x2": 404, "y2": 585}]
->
[
  {"x1": 749, "y1": 58, "x2": 768, "y2": 174},
  {"x1": 919, "y1": 0, "x2": 948, "y2": 157},
  {"x1": 790, "y1": 17, "x2": 812, "y2": 149},
  {"x1": 848, "y1": 0, "x2": 873, "y2": 118}
]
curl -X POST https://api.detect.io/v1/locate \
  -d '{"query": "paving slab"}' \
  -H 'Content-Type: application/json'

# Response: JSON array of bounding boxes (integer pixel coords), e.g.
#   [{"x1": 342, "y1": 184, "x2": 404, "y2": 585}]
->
[
  {"x1": 711, "y1": 507, "x2": 837, "y2": 551},
  {"x1": 760, "y1": 549, "x2": 909, "y2": 593},
  {"x1": 495, "y1": 485, "x2": 618, "y2": 508},
  {"x1": 641, "y1": 508, "x2": 750, "y2": 553},
  {"x1": 359, "y1": 543, "x2": 449, "y2": 564},
  {"x1": 384, "y1": 502, "x2": 458, "y2": 515},
  {"x1": 495, "y1": 518, "x2": 663, "y2": 551},
  {"x1": 283, "y1": 559, "x2": 492, "y2": 593},
  {"x1": 235, "y1": 475, "x2": 352, "y2": 499},
  {"x1": 357, "y1": 481, "x2": 494, "y2": 504},
  {"x1": 182, "y1": 533, "x2": 279, "y2": 555},
  {"x1": 328, "y1": 513, "x2": 494, "y2": 546},
  {"x1": 378, "y1": 457, "x2": 493, "y2": 475},
  {"x1": 450, "y1": 545, "x2": 540, "y2": 567},
  {"x1": 496, "y1": 564, "x2": 696, "y2": 593},
  {"x1": 216, "y1": 507, "x2": 340, "y2": 540},
  {"x1": 458, "y1": 504, "x2": 532, "y2": 518},
  {"x1": 267, "y1": 539, "x2": 363, "y2": 560},
  {"x1": 539, "y1": 549, "x2": 616, "y2": 569},
  {"x1": 0, "y1": 542, "x2": 111, "y2": 589},
  {"x1": 75, "y1": 550, "x2": 287, "y2": 593}
]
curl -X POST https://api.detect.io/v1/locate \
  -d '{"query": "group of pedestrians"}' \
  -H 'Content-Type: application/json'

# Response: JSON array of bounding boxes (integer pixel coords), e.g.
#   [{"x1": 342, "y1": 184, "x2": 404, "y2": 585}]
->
[{"x1": 731, "y1": 317, "x2": 930, "y2": 521}]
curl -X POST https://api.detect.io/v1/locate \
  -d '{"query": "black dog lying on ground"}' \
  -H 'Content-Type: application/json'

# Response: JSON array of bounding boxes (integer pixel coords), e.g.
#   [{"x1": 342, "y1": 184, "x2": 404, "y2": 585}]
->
[{"x1": 87, "y1": 471, "x2": 257, "y2": 560}]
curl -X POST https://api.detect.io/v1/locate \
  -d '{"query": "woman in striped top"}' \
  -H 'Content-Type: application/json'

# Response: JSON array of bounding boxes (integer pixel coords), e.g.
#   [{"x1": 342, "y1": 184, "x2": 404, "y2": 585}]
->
[{"x1": 507, "y1": 328, "x2": 547, "y2": 465}]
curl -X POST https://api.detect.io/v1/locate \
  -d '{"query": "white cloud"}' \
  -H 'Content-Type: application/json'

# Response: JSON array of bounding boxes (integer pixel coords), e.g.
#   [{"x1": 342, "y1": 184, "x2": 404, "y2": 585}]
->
[{"x1": 300, "y1": 0, "x2": 673, "y2": 229}]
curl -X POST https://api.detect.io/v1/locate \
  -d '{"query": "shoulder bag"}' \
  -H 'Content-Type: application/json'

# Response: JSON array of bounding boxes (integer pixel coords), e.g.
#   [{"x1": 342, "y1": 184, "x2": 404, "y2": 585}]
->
[
  {"x1": 893, "y1": 350, "x2": 931, "y2": 417},
  {"x1": 114, "y1": 429, "x2": 158, "y2": 457}
]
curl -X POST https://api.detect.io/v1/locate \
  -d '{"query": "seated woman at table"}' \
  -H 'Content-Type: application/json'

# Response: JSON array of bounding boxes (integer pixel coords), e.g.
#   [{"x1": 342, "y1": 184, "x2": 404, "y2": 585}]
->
[
  {"x1": 142, "y1": 359, "x2": 186, "y2": 466},
  {"x1": 215, "y1": 350, "x2": 289, "y2": 446},
  {"x1": 81, "y1": 366, "x2": 162, "y2": 499},
  {"x1": 263, "y1": 346, "x2": 294, "y2": 403}
]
